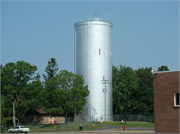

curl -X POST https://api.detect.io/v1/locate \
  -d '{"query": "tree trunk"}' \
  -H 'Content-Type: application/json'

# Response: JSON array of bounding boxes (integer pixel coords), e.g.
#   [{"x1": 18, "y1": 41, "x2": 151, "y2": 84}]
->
[
  {"x1": 17, "y1": 118, "x2": 20, "y2": 124},
  {"x1": 17, "y1": 99, "x2": 20, "y2": 124}
]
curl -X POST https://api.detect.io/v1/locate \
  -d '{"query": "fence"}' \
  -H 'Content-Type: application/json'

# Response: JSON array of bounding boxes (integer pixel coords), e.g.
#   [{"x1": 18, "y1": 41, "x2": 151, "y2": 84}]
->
[
  {"x1": 3, "y1": 115, "x2": 154, "y2": 133},
  {"x1": 113, "y1": 114, "x2": 154, "y2": 123}
]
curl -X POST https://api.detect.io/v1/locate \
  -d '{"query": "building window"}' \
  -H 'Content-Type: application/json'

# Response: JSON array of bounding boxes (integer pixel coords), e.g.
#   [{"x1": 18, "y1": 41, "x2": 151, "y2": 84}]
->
[{"x1": 174, "y1": 92, "x2": 179, "y2": 106}]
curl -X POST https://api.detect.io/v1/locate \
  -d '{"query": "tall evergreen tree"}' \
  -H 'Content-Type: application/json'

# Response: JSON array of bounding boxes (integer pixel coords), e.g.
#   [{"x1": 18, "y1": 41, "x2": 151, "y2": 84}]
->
[{"x1": 43, "y1": 58, "x2": 58, "y2": 80}]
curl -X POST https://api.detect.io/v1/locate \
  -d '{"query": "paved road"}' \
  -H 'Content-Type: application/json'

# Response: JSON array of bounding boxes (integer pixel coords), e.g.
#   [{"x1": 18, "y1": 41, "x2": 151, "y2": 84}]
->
[
  {"x1": 6, "y1": 129, "x2": 155, "y2": 134},
  {"x1": 25, "y1": 132, "x2": 155, "y2": 134}
]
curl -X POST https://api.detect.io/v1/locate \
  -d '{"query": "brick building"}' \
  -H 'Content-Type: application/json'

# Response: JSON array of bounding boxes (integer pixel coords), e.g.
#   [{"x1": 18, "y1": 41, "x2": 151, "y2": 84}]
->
[{"x1": 154, "y1": 70, "x2": 179, "y2": 133}]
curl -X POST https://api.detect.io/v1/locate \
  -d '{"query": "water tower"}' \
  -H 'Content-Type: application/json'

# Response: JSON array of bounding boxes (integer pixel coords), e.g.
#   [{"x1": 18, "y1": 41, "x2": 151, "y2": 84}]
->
[{"x1": 74, "y1": 12, "x2": 113, "y2": 121}]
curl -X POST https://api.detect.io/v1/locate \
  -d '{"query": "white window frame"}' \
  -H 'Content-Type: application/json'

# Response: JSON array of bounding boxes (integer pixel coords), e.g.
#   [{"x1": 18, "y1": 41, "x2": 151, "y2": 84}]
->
[{"x1": 174, "y1": 92, "x2": 179, "y2": 106}]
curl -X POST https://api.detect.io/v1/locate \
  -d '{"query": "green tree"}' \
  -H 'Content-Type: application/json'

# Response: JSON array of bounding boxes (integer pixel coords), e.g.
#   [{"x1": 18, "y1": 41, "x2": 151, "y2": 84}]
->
[
  {"x1": 132, "y1": 67, "x2": 154, "y2": 117},
  {"x1": 34, "y1": 72, "x2": 41, "y2": 81},
  {"x1": 157, "y1": 65, "x2": 169, "y2": 71},
  {"x1": 1, "y1": 95, "x2": 11, "y2": 125},
  {"x1": 42, "y1": 75, "x2": 63, "y2": 117},
  {"x1": 43, "y1": 70, "x2": 89, "y2": 118},
  {"x1": 112, "y1": 65, "x2": 121, "y2": 114},
  {"x1": 113, "y1": 65, "x2": 138, "y2": 123},
  {"x1": 43, "y1": 58, "x2": 58, "y2": 80},
  {"x1": 1, "y1": 61, "x2": 44, "y2": 123},
  {"x1": 1, "y1": 64, "x2": 12, "y2": 125}
]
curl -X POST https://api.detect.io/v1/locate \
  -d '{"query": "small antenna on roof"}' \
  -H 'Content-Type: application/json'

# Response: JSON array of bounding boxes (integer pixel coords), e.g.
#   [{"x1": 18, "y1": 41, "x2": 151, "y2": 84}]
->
[
  {"x1": 92, "y1": 10, "x2": 100, "y2": 18},
  {"x1": 92, "y1": 10, "x2": 100, "y2": 21}
]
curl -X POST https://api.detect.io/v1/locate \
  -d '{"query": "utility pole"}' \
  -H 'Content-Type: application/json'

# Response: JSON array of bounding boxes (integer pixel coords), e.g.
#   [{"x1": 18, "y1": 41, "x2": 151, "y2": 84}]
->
[
  {"x1": 13, "y1": 102, "x2": 17, "y2": 127},
  {"x1": 102, "y1": 76, "x2": 110, "y2": 122}
]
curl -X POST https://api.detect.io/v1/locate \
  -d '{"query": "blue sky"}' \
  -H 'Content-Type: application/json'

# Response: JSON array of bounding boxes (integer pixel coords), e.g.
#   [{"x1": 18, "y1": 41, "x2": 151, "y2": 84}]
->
[{"x1": 1, "y1": 1, "x2": 179, "y2": 81}]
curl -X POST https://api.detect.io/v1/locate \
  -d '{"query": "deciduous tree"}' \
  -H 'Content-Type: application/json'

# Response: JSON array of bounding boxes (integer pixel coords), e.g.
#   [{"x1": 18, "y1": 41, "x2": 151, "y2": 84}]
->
[
  {"x1": 157, "y1": 65, "x2": 169, "y2": 71},
  {"x1": 1, "y1": 95, "x2": 11, "y2": 125},
  {"x1": 43, "y1": 70, "x2": 89, "y2": 118},
  {"x1": 132, "y1": 67, "x2": 154, "y2": 117},
  {"x1": 1, "y1": 61, "x2": 44, "y2": 123},
  {"x1": 113, "y1": 65, "x2": 138, "y2": 122}
]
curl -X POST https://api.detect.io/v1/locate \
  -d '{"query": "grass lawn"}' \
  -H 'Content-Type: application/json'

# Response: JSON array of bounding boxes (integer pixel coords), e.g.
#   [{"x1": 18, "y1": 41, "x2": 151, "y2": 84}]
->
[
  {"x1": 5, "y1": 121, "x2": 154, "y2": 133},
  {"x1": 96, "y1": 121, "x2": 154, "y2": 128},
  {"x1": 22, "y1": 121, "x2": 100, "y2": 132}
]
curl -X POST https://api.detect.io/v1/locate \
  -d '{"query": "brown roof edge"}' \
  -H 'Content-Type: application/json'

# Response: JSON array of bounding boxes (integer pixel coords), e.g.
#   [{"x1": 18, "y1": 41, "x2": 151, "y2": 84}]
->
[
  {"x1": 36, "y1": 108, "x2": 64, "y2": 116},
  {"x1": 36, "y1": 108, "x2": 47, "y2": 114}
]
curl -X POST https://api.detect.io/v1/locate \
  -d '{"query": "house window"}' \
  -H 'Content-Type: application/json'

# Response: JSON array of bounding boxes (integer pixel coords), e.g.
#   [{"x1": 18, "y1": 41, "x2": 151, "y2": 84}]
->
[{"x1": 174, "y1": 92, "x2": 179, "y2": 106}]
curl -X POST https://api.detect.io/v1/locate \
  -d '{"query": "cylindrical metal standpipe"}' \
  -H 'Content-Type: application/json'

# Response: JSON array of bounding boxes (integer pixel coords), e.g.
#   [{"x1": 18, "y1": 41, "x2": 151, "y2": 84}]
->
[{"x1": 74, "y1": 18, "x2": 113, "y2": 121}]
